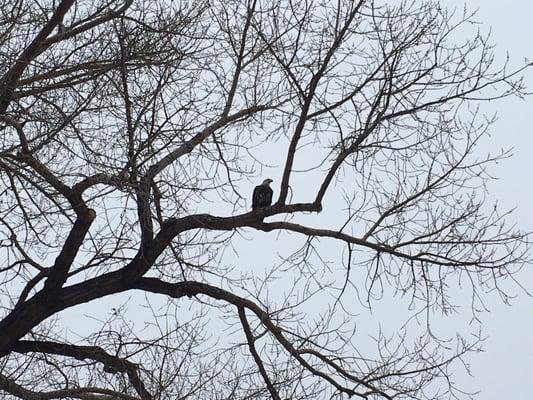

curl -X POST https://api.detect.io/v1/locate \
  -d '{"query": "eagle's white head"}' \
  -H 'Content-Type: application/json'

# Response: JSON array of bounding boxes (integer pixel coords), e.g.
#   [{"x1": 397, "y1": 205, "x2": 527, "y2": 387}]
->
[{"x1": 262, "y1": 178, "x2": 273, "y2": 186}]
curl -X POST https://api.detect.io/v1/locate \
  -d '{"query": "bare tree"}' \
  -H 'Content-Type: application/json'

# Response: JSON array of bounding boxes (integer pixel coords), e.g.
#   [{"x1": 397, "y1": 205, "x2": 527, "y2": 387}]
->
[{"x1": 0, "y1": 0, "x2": 529, "y2": 399}]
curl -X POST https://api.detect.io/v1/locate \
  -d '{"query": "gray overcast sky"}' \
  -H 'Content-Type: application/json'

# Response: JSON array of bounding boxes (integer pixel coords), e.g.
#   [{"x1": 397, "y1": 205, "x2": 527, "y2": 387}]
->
[
  {"x1": 217, "y1": 2, "x2": 533, "y2": 395},
  {"x1": 53, "y1": 2, "x2": 533, "y2": 398},
  {"x1": 446, "y1": 1, "x2": 533, "y2": 398}
]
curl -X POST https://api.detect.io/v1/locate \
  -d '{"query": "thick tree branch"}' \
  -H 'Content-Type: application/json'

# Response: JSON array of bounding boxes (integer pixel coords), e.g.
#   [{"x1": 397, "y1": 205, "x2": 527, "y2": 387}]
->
[
  {"x1": 238, "y1": 306, "x2": 281, "y2": 400},
  {"x1": 221, "y1": 0, "x2": 257, "y2": 117},
  {"x1": 43, "y1": 208, "x2": 96, "y2": 291},
  {"x1": 13, "y1": 340, "x2": 152, "y2": 400},
  {"x1": 144, "y1": 105, "x2": 273, "y2": 181},
  {"x1": 251, "y1": 221, "x2": 507, "y2": 268},
  {"x1": 0, "y1": 0, "x2": 75, "y2": 113},
  {"x1": 134, "y1": 278, "x2": 371, "y2": 398},
  {"x1": 277, "y1": 2, "x2": 363, "y2": 205},
  {"x1": 41, "y1": 0, "x2": 134, "y2": 47},
  {"x1": 0, "y1": 372, "x2": 140, "y2": 400}
]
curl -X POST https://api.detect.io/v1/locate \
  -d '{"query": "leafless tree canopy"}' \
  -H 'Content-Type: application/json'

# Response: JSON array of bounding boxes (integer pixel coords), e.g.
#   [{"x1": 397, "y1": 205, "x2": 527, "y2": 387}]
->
[{"x1": 0, "y1": 0, "x2": 529, "y2": 399}]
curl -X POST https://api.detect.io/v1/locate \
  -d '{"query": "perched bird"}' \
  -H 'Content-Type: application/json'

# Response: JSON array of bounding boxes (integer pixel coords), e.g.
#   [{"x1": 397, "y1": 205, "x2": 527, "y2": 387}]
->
[
  {"x1": 118, "y1": 170, "x2": 130, "y2": 182},
  {"x1": 252, "y1": 178, "x2": 273, "y2": 213}
]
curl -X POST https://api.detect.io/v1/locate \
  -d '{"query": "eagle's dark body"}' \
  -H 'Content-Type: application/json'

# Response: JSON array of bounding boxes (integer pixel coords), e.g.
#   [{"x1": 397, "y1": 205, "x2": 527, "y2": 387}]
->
[{"x1": 252, "y1": 179, "x2": 273, "y2": 210}]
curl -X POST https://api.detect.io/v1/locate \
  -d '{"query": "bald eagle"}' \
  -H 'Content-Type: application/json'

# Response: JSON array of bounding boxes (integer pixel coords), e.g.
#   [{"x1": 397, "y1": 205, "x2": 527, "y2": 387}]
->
[{"x1": 252, "y1": 179, "x2": 273, "y2": 213}]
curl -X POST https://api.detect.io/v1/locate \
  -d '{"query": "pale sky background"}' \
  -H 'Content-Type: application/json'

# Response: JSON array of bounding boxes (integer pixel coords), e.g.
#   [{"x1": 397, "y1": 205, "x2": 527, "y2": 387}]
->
[
  {"x1": 445, "y1": 1, "x2": 533, "y2": 398},
  {"x1": 55, "y1": 1, "x2": 533, "y2": 398}
]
